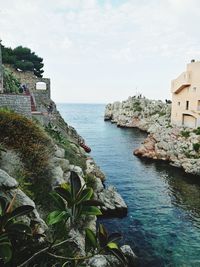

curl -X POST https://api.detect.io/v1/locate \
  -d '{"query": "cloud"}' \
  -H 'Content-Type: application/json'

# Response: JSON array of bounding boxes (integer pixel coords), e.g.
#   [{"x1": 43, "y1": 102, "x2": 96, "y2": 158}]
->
[{"x1": 0, "y1": 0, "x2": 200, "y2": 102}]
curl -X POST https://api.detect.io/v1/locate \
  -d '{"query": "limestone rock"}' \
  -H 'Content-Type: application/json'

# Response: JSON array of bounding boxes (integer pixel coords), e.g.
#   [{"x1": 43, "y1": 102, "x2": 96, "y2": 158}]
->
[
  {"x1": 87, "y1": 245, "x2": 137, "y2": 267},
  {"x1": 0, "y1": 169, "x2": 18, "y2": 189},
  {"x1": 51, "y1": 165, "x2": 65, "y2": 186},
  {"x1": 98, "y1": 185, "x2": 128, "y2": 217},
  {"x1": 86, "y1": 158, "x2": 105, "y2": 181},
  {"x1": 69, "y1": 165, "x2": 84, "y2": 177},
  {"x1": 54, "y1": 145, "x2": 65, "y2": 158}
]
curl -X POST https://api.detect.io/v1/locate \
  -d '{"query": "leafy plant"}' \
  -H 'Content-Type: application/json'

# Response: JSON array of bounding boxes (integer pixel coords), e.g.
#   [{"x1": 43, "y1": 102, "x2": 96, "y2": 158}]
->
[
  {"x1": 3, "y1": 66, "x2": 20, "y2": 94},
  {"x1": 45, "y1": 123, "x2": 66, "y2": 145},
  {"x1": 193, "y1": 127, "x2": 200, "y2": 135},
  {"x1": 181, "y1": 130, "x2": 190, "y2": 138},
  {"x1": 193, "y1": 143, "x2": 200, "y2": 152},
  {"x1": 85, "y1": 224, "x2": 127, "y2": 266},
  {"x1": 0, "y1": 195, "x2": 34, "y2": 265},
  {"x1": 47, "y1": 171, "x2": 103, "y2": 226}
]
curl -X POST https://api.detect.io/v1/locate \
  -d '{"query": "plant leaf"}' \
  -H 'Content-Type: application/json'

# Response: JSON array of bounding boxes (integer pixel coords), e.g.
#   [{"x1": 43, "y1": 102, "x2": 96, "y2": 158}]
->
[
  {"x1": 85, "y1": 228, "x2": 97, "y2": 252},
  {"x1": 50, "y1": 192, "x2": 66, "y2": 210},
  {"x1": 6, "y1": 223, "x2": 32, "y2": 235},
  {"x1": 0, "y1": 197, "x2": 7, "y2": 216},
  {"x1": 46, "y1": 210, "x2": 70, "y2": 225},
  {"x1": 108, "y1": 248, "x2": 128, "y2": 266},
  {"x1": 0, "y1": 242, "x2": 12, "y2": 263},
  {"x1": 54, "y1": 187, "x2": 72, "y2": 206},
  {"x1": 70, "y1": 171, "x2": 82, "y2": 199},
  {"x1": 9, "y1": 205, "x2": 34, "y2": 220},
  {"x1": 107, "y1": 242, "x2": 118, "y2": 249},
  {"x1": 98, "y1": 224, "x2": 108, "y2": 247},
  {"x1": 0, "y1": 234, "x2": 9, "y2": 243},
  {"x1": 81, "y1": 206, "x2": 102, "y2": 216},
  {"x1": 76, "y1": 188, "x2": 93, "y2": 205}
]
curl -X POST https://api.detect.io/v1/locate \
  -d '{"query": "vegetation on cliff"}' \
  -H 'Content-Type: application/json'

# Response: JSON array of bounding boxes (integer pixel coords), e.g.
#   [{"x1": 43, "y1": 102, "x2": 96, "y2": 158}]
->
[
  {"x1": 3, "y1": 66, "x2": 20, "y2": 94},
  {"x1": 2, "y1": 45, "x2": 44, "y2": 77},
  {"x1": 0, "y1": 172, "x2": 128, "y2": 267},
  {"x1": 0, "y1": 109, "x2": 54, "y2": 204}
]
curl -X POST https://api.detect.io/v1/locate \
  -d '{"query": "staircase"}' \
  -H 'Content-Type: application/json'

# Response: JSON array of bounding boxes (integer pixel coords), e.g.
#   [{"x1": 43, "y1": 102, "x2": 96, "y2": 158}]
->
[{"x1": 25, "y1": 90, "x2": 37, "y2": 112}]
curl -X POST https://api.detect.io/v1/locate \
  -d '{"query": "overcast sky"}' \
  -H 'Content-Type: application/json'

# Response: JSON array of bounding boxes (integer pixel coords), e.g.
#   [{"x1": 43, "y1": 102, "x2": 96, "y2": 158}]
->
[{"x1": 1, "y1": 0, "x2": 200, "y2": 103}]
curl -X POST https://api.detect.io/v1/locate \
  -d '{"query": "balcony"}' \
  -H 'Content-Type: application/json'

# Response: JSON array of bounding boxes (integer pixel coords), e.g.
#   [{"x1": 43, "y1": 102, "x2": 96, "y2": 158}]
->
[{"x1": 171, "y1": 71, "x2": 191, "y2": 94}]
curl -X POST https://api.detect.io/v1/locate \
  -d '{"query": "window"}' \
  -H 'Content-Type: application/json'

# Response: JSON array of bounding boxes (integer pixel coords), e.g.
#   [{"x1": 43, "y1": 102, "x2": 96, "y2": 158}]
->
[
  {"x1": 36, "y1": 82, "x2": 47, "y2": 90},
  {"x1": 178, "y1": 102, "x2": 180, "y2": 106},
  {"x1": 186, "y1": 101, "x2": 189, "y2": 110}
]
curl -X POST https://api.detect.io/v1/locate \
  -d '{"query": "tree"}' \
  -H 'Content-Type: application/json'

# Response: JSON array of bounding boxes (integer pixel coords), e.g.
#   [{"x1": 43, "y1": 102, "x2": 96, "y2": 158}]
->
[{"x1": 2, "y1": 45, "x2": 44, "y2": 78}]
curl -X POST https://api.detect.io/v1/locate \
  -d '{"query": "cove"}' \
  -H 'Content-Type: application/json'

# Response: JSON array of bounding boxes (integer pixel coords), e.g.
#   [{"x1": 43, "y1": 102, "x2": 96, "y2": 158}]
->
[{"x1": 57, "y1": 103, "x2": 200, "y2": 267}]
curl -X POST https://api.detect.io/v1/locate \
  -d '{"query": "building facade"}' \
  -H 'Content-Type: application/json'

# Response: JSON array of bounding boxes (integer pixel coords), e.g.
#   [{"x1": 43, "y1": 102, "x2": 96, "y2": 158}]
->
[{"x1": 171, "y1": 60, "x2": 200, "y2": 128}]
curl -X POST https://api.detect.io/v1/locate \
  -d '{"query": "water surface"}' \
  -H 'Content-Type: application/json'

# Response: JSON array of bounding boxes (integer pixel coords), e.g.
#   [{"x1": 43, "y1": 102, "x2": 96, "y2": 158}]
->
[{"x1": 57, "y1": 103, "x2": 200, "y2": 267}]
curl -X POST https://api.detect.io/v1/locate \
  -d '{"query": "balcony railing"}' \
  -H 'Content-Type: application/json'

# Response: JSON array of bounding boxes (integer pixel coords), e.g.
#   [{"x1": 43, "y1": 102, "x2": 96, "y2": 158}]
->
[{"x1": 171, "y1": 71, "x2": 191, "y2": 94}]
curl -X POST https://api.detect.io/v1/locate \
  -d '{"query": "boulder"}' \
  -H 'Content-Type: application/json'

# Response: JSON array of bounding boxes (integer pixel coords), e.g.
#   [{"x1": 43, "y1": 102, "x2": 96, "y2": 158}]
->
[
  {"x1": 54, "y1": 145, "x2": 65, "y2": 158},
  {"x1": 98, "y1": 186, "x2": 128, "y2": 218},
  {"x1": 87, "y1": 245, "x2": 137, "y2": 267},
  {"x1": 0, "y1": 169, "x2": 19, "y2": 189}
]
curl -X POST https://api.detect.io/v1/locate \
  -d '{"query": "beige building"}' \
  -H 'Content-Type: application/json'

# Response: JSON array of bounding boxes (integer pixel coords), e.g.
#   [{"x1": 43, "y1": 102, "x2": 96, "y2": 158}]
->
[{"x1": 171, "y1": 60, "x2": 200, "y2": 128}]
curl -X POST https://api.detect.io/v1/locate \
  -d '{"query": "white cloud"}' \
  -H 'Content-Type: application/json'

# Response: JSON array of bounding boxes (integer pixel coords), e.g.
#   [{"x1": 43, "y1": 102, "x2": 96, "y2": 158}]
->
[{"x1": 0, "y1": 0, "x2": 200, "y2": 102}]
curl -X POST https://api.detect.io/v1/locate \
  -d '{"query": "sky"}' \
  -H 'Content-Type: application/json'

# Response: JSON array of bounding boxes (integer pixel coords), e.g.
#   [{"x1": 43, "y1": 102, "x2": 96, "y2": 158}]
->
[{"x1": 1, "y1": 0, "x2": 200, "y2": 103}]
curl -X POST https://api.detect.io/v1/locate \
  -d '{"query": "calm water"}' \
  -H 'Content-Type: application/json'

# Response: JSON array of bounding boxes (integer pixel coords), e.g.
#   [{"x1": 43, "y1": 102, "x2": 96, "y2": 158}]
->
[{"x1": 57, "y1": 103, "x2": 200, "y2": 267}]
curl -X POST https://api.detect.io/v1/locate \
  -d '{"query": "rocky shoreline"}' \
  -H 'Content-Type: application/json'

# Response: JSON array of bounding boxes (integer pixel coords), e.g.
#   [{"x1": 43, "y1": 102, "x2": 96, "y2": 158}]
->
[{"x1": 104, "y1": 96, "x2": 200, "y2": 176}]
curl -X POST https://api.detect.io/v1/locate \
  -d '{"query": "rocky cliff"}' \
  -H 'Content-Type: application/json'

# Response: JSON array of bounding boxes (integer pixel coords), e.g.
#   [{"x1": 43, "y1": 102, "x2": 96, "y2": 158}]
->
[
  {"x1": 0, "y1": 96, "x2": 134, "y2": 266},
  {"x1": 105, "y1": 96, "x2": 200, "y2": 176}
]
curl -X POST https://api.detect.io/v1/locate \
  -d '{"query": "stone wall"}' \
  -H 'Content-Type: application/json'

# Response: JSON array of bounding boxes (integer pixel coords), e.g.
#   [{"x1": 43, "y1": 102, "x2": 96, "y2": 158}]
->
[
  {"x1": 4, "y1": 65, "x2": 50, "y2": 99},
  {"x1": 0, "y1": 94, "x2": 32, "y2": 117}
]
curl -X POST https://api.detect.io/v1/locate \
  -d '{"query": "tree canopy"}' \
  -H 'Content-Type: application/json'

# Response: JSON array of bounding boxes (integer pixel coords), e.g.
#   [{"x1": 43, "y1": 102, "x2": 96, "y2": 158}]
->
[{"x1": 2, "y1": 45, "x2": 44, "y2": 77}]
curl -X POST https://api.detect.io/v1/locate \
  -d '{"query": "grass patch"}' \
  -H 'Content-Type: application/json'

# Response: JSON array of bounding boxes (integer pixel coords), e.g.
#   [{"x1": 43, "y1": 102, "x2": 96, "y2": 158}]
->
[
  {"x1": 181, "y1": 130, "x2": 190, "y2": 138},
  {"x1": 132, "y1": 101, "x2": 143, "y2": 112},
  {"x1": 193, "y1": 143, "x2": 200, "y2": 152},
  {"x1": 158, "y1": 111, "x2": 166, "y2": 117},
  {"x1": 193, "y1": 127, "x2": 200, "y2": 135}
]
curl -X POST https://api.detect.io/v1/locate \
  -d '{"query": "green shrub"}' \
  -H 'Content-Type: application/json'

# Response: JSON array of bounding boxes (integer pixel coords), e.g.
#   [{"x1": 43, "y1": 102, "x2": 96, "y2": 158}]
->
[
  {"x1": 84, "y1": 173, "x2": 97, "y2": 190},
  {"x1": 45, "y1": 123, "x2": 66, "y2": 145},
  {"x1": 0, "y1": 110, "x2": 54, "y2": 204},
  {"x1": 193, "y1": 143, "x2": 200, "y2": 152},
  {"x1": 193, "y1": 127, "x2": 200, "y2": 135},
  {"x1": 181, "y1": 130, "x2": 190, "y2": 138},
  {"x1": 132, "y1": 101, "x2": 142, "y2": 112},
  {"x1": 3, "y1": 66, "x2": 20, "y2": 94},
  {"x1": 158, "y1": 111, "x2": 166, "y2": 117}
]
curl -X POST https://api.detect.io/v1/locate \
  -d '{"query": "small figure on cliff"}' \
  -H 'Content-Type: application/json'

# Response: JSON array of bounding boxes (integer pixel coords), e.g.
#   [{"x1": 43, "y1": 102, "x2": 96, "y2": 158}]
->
[{"x1": 47, "y1": 102, "x2": 53, "y2": 114}]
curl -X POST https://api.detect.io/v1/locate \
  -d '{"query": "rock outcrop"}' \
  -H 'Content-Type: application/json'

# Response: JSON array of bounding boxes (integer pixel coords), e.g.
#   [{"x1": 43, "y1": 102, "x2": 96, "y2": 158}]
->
[
  {"x1": 105, "y1": 96, "x2": 200, "y2": 176},
  {"x1": 87, "y1": 245, "x2": 137, "y2": 267}
]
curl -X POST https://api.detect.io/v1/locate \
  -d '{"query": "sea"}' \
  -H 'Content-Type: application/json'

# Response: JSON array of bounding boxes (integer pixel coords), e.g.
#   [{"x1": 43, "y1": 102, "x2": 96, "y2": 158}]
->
[{"x1": 57, "y1": 103, "x2": 200, "y2": 267}]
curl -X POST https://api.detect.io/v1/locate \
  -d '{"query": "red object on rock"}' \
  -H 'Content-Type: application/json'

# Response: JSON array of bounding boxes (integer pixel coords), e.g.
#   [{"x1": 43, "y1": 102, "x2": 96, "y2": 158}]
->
[{"x1": 80, "y1": 143, "x2": 91, "y2": 153}]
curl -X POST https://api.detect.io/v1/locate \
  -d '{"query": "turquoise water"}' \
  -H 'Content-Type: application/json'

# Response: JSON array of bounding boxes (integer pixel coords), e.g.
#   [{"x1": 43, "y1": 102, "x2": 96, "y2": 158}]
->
[{"x1": 57, "y1": 103, "x2": 200, "y2": 267}]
